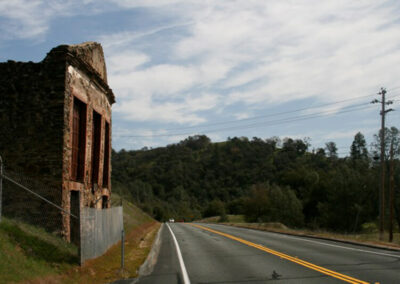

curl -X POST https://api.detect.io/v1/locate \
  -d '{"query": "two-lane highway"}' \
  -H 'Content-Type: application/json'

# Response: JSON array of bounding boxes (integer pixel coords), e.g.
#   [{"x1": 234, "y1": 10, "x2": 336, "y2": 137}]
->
[{"x1": 137, "y1": 223, "x2": 400, "y2": 283}]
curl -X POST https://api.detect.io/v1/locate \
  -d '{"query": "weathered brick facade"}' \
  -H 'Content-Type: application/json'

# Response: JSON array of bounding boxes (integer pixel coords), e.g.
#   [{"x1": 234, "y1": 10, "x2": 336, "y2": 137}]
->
[{"x1": 0, "y1": 42, "x2": 115, "y2": 242}]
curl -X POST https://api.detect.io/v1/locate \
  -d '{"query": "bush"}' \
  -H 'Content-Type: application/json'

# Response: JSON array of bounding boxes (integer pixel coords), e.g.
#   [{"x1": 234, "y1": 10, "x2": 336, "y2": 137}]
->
[
  {"x1": 218, "y1": 211, "x2": 228, "y2": 222},
  {"x1": 203, "y1": 199, "x2": 226, "y2": 218},
  {"x1": 361, "y1": 222, "x2": 378, "y2": 233}
]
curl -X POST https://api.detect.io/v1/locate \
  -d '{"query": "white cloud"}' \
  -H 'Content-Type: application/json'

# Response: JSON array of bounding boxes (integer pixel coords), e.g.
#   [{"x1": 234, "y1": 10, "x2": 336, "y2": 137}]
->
[
  {"x1": 0, "y1": 0, "x2": 49, "y2": 39},
  {"x1": 107, "y1": 51, "x2": 150, "y2": 74},
  {"x1": 109, "y1": 64, "x2": 198, "y2": 98},
  {"x1": 235, "y1": 113, "x2": 251, "y2": 120},
  {"x1": 168, "y1": 0, "x2": 400, "y2": 107},
  {"x1": 109, "y1": 0, "x2": 195, "y2": 9},
  {"x1": 0, "y1": 0, "x2": 115, "y2": 40},
  {"x1": 114, "y1": 92, "x2": 220, "y2": 125}
]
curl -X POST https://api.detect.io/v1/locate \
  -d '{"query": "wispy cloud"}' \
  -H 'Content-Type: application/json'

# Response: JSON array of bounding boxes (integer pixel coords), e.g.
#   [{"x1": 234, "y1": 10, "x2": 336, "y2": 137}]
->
[
  {"x1": 0, "y1": 0, "x2": 113, "y2": 41},
  {"x1": 99, "y1": 0, "x2": 400, "y2": 127},
  {"x1": 0, "y1": 0, "x2": 50, "y2": 40},
  {"x1": 114, "y1": 92, "x2": 220, "y2": 124}
]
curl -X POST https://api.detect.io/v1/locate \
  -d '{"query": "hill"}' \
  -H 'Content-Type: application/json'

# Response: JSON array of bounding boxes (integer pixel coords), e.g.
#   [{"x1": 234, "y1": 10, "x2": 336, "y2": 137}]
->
[{"x1": 112, "y1": 134, "x2": 400, "y2": 233}]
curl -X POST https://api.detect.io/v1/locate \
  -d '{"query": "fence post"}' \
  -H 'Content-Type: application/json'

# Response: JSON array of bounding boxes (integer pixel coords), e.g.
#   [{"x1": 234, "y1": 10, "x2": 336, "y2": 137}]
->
[
  {"x1": 121, "y1": 228, "x2": 125, "y2": 270},
  {"x1": 0, "y1": 156, "x2": 3, "y2": 223}
]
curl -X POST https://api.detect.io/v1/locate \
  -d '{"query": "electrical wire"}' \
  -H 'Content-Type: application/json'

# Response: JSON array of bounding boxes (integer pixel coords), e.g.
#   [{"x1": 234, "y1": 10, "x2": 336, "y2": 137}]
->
[
  {"x1": 118, "y1": 103, "x2": 376, "y2": 138},
  {"x1": 158, "y1": 88, "x2": 400, "y2": 132},
  {"x1": 115, "y1": 88, "x2": 400, "y2": 139}
]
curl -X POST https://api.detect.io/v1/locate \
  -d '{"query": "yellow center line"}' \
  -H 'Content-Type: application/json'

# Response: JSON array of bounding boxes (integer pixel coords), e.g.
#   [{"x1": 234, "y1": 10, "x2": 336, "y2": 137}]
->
[{"x1": 190, "y1": 224, "x2": 369, "y2": 284}]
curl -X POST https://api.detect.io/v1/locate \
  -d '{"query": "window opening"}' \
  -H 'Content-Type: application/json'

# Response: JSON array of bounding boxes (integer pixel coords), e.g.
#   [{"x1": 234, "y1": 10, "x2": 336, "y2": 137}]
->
[
  {"x1": 102, "y1": 196, "x2": 108, "y2": 209},
  {"x1": 70, "y1": 190, "x2": 80, "y2": 245},
  {"x1": 71, "y1": 98, "x2": 87, "y2": 182},
  {"x1": 91, "y1": 111, "x2": 101, "y2": 186},
  {"x1": 102, "y1": 121, "x2": 110, "y2": 186}
]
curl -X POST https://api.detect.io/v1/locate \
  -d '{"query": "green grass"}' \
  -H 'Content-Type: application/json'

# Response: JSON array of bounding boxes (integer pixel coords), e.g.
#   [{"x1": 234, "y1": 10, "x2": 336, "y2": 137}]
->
[
  {"x1": 111, "y1": 192, "x2": 154, "y2": 232},
  {"x1": 0, "y1": 217, "x2": 78, "y2": 284},
  {"x1": 0, "y1": 194, "x2": 157, "y2": 284}
]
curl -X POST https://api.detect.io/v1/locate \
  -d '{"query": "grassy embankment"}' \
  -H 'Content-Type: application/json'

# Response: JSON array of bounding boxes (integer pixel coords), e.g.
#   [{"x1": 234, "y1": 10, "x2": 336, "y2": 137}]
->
[
  {"x1": 199, "y1": 214, "x2": 400, "y2": 249},
  {"x1": 0, "y1": 217, "x2": 78, "y2": 284},
  {"x1": 0, "y1": 194, "x2": 160, "y2": 284}
]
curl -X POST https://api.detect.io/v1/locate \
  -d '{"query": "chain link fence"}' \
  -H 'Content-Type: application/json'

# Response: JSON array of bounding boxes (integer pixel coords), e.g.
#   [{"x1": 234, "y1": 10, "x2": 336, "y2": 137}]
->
[{"x1": 0, "y1": 156, "x2": 123, "y2": 265}]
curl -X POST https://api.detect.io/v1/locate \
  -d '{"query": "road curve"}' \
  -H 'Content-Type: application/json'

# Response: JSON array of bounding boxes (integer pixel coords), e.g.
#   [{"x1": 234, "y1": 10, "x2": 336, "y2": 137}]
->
[{"x1": 137, "y1": 223, "x2": 400, "y2": 284}]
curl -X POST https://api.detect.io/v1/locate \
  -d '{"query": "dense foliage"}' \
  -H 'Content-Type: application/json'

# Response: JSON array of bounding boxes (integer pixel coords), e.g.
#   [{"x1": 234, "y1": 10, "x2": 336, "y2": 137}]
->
[{"x1": 112, "y1": 131, "x2": 400, "y2": 232}]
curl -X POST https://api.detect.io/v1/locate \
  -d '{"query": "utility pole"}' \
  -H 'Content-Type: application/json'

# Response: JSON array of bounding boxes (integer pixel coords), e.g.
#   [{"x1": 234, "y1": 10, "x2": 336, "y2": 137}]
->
[
  {"x1": 389, "y1": 143, "x2": 394, "y2": 242},
  {"x1": 0, "y1": 156, "x2": 3, "y2": 223},
  {"x1": 372, "y1": 87, "x2": 393, "y2": 241}
]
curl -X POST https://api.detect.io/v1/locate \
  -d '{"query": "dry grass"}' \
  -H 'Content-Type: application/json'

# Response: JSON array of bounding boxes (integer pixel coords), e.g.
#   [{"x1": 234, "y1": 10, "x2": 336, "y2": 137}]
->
[
  {"x1": 197, "y1": 215, "x2": 246, "y2": 223},
  {"x1": 56, "y1": 221, "x2": 160, "y2": 284}
]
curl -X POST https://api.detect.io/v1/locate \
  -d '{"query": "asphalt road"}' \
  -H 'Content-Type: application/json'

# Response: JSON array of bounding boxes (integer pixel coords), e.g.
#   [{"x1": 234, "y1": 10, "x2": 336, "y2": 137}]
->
[{"x1": 137, "y1": 223, "x2": 400, "y2": 284}]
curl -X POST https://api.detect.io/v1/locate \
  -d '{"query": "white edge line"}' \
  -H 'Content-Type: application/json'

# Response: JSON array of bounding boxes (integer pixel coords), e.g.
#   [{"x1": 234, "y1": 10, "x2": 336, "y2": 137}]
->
[
  {"x1": 243, "y1": 226, "x2": 400, "y2": 259},
  {"x1": 283, "y1": 235, "x2": 400, "y2": 258},
  {"x1": 166, "y1": 223, "x2": 191, "y2": 284}
]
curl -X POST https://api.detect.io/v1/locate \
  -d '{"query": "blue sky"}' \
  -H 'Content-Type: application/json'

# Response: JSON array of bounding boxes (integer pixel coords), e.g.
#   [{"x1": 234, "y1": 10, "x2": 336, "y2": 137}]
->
[{"x1": 1, "y1": 0, "x2": 400, "y2": 154}]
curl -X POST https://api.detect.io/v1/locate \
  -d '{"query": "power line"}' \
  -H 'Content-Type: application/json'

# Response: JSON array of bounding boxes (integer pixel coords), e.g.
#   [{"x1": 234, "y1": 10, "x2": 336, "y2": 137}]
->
[
  {"x1": 163, "y1": 93, "x2": 376, "y2": 132},
  {"x1": 119, "y1": 103, "x2": 375, "y2": 138},
  {"x1": 115, "y1": 88, "x2": 400, "y2": 139},
  {"x1": 158, "y1": 88, "x2": 400, "y2": 132}
]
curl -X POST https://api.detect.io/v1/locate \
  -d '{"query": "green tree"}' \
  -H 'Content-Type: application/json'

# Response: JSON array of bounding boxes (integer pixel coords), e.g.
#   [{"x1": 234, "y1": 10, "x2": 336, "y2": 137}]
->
[
  {"x1": 111, "y1": 134, "x2": 382, "y2": 231},
  {"x1": 350, "y1": 132, "x2": 369, "y2": 161},
  {"x1": 316, "y1": 164, "x2": 375, "y2": 232},
  {"x1": 371, "y1": 127, "x2": 400, "y2": 161},
  {"x1": 243, "y1": 183, "x2": 303, "y2": 227},
  {"x1": 204, "y1": 199, "x2": 226, "y2": 218},
  {"x1": 325, "y1": 142, "x2": 338, "y2": 158}
]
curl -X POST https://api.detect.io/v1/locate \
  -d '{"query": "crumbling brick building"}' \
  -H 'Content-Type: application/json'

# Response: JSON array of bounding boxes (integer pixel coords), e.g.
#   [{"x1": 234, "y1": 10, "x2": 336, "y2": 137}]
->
[{"x1": 0, "y1": 42, "x2": 115, "y2": 242}]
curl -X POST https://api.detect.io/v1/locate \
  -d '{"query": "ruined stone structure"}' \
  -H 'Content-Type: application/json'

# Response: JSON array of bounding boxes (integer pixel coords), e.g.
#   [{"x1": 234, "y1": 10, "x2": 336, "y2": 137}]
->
[{"x1": 0, "y1": 42, "x2": 115, "y2": 242}]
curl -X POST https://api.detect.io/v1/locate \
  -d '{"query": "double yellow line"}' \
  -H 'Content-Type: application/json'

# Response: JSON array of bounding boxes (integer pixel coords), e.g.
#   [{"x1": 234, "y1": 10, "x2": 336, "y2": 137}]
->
[{"x1": 191, "y1": 224, "x2": 369, "y2": 284}]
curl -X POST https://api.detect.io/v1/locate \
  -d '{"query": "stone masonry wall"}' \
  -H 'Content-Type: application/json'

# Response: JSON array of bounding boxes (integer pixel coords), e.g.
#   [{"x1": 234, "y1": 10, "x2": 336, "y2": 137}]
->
[
  {"x1": 0, "y1": 59, "x2": 66, "y2": 180},
  {"x1": 0, "y1": 42, "x2": 114, "y2": 242},
  {"x1": 0, "y1": 56, "x2": 67, "y2": 233},
  {"x1": 57, "y1": 43, "x2": 114, "y2": 242},
  {"x1": 62, "y1": 64, "x2": 112, "y2": 208}
]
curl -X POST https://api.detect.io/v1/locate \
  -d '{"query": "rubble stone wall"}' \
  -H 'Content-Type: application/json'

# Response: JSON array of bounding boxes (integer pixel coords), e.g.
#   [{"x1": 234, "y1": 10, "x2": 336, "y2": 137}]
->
[
  {"x1": 0, "y1": 58, "x2": 66, "y2": 189},
  {"x1": 0, "y1": 42, "x2": 114, "y2": 242},
  {"x1": 0, "y1": 56, "x2": 67, "y2": 233}
]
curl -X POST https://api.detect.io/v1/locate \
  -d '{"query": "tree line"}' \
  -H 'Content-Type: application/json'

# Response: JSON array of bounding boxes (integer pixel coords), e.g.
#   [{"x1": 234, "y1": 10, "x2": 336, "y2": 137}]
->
[{"x1": 112, "y1": 129, "x2": 400, "y2": 233}]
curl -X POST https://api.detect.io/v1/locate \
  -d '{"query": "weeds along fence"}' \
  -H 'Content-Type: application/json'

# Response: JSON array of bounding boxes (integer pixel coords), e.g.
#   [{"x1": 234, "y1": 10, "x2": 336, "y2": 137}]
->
[{"x1": 0, "y1": 157, "x2": 123, "y2": 265}]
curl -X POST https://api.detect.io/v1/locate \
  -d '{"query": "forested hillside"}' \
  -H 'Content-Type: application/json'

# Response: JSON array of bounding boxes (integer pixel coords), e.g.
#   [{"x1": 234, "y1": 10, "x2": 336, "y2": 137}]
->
[{"x1": 112, "y1": 131, "x2": 400, "y2": 232}]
